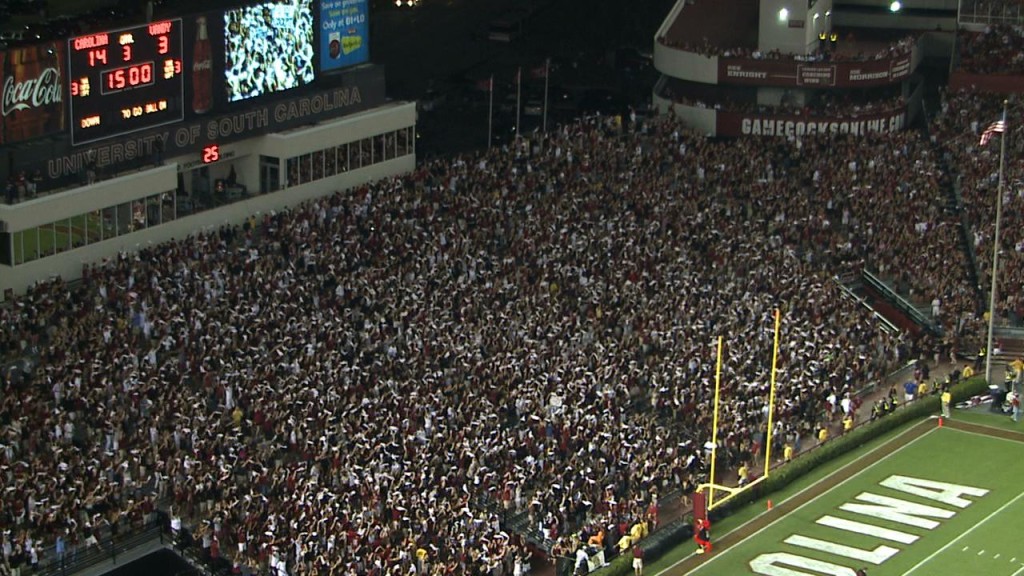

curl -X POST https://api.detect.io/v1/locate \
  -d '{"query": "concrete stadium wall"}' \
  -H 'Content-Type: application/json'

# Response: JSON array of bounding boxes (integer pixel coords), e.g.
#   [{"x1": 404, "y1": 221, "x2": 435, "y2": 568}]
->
[
  {"x1": 0, "y1": 156, "x2": 414, "y2": 299},
  {"x1": 652, "y1": 91, "x2": 718, "y2": 135},
  {"x1": 0, "y1": 103, "x2": 418, "y2": 300},
  {"x1": 653, "y1": 45, "x2": 719, "y2": 84}
]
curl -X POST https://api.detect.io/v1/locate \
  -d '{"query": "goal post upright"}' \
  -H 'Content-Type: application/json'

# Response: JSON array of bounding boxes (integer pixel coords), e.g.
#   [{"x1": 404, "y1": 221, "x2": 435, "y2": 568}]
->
[
  {"x1": 697, "y1": 310, "x2": 783, "y2": 512},
  {"x1": 763, "y1": 308, "x2": 782, "y2": 479},
  {"x1": 708, "y1": 335, "x2": 724, "y2": 510}
]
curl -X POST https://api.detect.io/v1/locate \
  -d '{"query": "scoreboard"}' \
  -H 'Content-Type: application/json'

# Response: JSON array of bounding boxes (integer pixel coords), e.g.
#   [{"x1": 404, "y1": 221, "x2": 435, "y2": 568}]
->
[{"x1": 68, "y1": 19, "x2": 184, "y2": 145}]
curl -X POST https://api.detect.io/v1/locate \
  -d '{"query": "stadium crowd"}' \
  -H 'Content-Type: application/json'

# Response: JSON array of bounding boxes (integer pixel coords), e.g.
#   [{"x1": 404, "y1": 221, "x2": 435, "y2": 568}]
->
[
  {"x1": 658, "y1": 89, "x2": 906, "y2": 121},
  {"x1": 12, "y1": 58, "x2": 1022, "y2": 574},
  {"x1": 0, "y1": 111, "x2": 938, "y2": 576},
  {"x1": 656, "y1": 32, "x2": 916, "y2": 63},
  {"x1": 932, "y1": 89, "x2": 1024, "y2": 330},
  {"x1": 956, "y1": 25, "x2": 1024, "y2": 75},
  {"x1": 4, "y1": 0, "x2": 1023, "y2": 571}
]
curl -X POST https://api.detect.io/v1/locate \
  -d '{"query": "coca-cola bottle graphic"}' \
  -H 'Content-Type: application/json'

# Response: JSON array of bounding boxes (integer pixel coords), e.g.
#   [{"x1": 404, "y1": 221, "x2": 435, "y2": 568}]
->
[
  {"x1": 192, "y1": 16, "x2": 212, "y2": 115},
  {"x1": 0, "y1": 51, "x2": 6, "y2": 147},
  {"x1": 2, "y1": 42, "x2": 64, "y2": 144}
]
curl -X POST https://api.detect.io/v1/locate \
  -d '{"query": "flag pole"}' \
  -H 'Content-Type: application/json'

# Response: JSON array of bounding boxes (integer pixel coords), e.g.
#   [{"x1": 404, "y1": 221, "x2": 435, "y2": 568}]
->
[
  {"x1": 487, "y1": 75, "x2": 493, "y2": 151},
  {"x1": 985, "y1": 99, "x2": 1009, "y2": 384},
  {"x1": 515, "y1": 67, "x2": 522, "y2": 139},
  {"x1": 542, "y1": 58, "x2": 550, "y2": 133}
]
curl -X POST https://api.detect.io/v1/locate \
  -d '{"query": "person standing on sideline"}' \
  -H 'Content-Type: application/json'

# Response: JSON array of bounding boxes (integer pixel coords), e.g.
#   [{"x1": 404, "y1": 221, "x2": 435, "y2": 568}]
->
[
  {"x1": 941, "y1": 388, "x2": 952, "y2": 418},
  {"x1": 631, "y1": 544, "x2": 643, "y2": 576},
  {"x1": 694, "y1": 518, "x2": 712, "y2": 554}
]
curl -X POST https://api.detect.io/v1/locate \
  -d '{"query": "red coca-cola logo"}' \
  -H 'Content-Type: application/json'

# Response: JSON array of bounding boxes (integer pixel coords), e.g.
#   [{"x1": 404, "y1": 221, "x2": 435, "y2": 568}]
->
[
  {"x1": 193, "y1": 59, "x2": 212, "y2": 72},
  {"x1": 2, "y1": 67, "x2": 62, "y2": 117}
]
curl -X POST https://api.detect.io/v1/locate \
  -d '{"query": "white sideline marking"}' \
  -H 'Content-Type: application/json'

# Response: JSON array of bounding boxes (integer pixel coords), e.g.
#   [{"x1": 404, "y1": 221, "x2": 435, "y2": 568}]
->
[
  {"x1": 1011, "y1": 565, "x2": 1024, "y2": 576},
  {"x1": 942, "y1": 424, "x2": 1024, "y2": 445},
  {"x1": 901, "y1": 490, "x2": 1024, "y2": 575},
  {"x1": 667, "y1": 423, "x2": 939, "y2": 576}
]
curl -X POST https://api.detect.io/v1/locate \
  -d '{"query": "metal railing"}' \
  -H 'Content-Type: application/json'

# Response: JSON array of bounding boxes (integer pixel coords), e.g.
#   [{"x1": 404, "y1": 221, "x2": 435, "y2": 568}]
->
[
  {"x1": 833, "y1": 275, "x2": 900, "y2": 336},
  {"x1": 958, "y1": 0, "x2": 1024, "y2": 25},
  {"x1": 32, "y1": 516, "x2": 167, "y2": 576},
  {"x1": 861, "y1": 269, "x2": 942, "y2": 336}
]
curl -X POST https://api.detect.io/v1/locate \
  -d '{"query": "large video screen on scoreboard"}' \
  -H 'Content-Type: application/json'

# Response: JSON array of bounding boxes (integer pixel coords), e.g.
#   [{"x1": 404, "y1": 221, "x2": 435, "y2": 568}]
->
[
  {"x1": 67, "y1": 19, "x2": 184, "y2": 146},
  {"x1": 224, "y1": 0, "x2": 315, "y2": 103},
  {"x1": 320, "y1": 0, "x2": 369, "y2": 72}
]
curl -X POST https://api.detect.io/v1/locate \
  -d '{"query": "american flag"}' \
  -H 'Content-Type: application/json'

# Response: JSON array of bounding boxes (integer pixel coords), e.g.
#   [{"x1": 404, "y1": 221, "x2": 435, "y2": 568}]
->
[{"x1": 979, "y1": 116, "x2": 1005, "y2": 146}]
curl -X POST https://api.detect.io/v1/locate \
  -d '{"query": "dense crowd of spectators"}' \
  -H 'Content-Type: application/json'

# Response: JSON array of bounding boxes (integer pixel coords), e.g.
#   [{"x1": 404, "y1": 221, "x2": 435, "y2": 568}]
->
[
  {"x1": 0, "y1": 112, "x2": 924, "y2": 576},
  {"x1": 660, "y1": 88, "x2": 906, "y2": 121},
  {"x1": 931, "y1": 89, "x2": 1024, "y2": 332},
  {"x1": 957, "y1": 25, "x2": 1024, "y2": 75},
  {"x1": 5, "y1": 5, "x2": 1024, "y2": 573},
  {"x1": 3, "y1": 42, "x2": 1015, "y2": 575},
  {"x1": 657, "y1": 32, "x2": 916, "y2": 64}
]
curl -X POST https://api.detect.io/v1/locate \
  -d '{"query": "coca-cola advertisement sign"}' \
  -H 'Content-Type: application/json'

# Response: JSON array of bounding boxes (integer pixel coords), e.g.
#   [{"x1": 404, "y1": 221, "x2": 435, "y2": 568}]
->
[
  {"x1": 181, "y1": 10, "x2": 226, "y2": 117},
  {"x1": 3, "y1": 67, "x2": 62, "y2": 114},
  {"x1": 1, "y1": 42, "x2": 66, "y2": 145}
]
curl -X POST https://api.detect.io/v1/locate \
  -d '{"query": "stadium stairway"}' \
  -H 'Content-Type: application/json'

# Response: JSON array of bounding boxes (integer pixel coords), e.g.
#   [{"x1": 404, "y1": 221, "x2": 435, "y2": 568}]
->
[
  {"x1": 922, "y1": 95, "x2": 985, "y2": 321},
  {"x1": 994, "y1": 327, "x2": 1024, "y2": 361},
  {"x1": 843, "y1": 271, "x2": 933, "y2": 337},
  {"x1": 930, "y1": 120, "x2": 984, "y2": 308},
  {"x1": 837, "y1": 100, "x2": 953, "y2": 340}
]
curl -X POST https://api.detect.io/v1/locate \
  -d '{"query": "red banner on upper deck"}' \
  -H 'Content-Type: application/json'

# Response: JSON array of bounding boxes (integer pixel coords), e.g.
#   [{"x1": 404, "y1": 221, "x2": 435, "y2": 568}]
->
[
  {"x1": 716, "y1": 108, "x2": 907, "y2": 137},
  {"x1": 718, "y1": 52, "x2": 913, "y2": 88}
]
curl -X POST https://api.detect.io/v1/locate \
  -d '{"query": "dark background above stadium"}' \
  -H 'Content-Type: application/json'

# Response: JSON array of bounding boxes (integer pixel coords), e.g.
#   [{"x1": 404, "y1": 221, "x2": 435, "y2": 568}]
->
[{"x1": 1, "y1": 0, "x2": 675, "y2": 154}]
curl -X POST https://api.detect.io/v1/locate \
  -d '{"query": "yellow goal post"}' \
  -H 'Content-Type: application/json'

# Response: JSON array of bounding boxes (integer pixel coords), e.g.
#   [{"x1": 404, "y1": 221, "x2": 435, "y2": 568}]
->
[{"x1": 696, "y1": 309, "x2": 782, "y2": 512}]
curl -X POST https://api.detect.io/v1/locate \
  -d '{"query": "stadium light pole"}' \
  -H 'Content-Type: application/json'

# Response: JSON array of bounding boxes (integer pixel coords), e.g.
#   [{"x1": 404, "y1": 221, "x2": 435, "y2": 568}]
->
[
  {"x1": 542, "y1": 58, "x2": 550, "y2": 133},
  {"x1": 487, "y1": 76, "x2": 494, "y2": 151},
  {"x1": 985, "y1": 100, "x2": 1009, "y2": 385}
]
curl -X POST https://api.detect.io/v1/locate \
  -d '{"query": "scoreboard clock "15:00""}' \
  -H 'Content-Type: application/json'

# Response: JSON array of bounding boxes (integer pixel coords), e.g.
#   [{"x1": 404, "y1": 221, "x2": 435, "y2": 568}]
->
[{"x1": 68, "y1": 19, "x2": 184, "y2": 146}]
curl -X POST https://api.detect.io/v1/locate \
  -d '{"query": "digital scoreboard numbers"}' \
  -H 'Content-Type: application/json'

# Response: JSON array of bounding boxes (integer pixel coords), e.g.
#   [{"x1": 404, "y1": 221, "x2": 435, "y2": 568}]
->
[{"x1": 68, "y1": 19, "x2": 184, "y2": 145}]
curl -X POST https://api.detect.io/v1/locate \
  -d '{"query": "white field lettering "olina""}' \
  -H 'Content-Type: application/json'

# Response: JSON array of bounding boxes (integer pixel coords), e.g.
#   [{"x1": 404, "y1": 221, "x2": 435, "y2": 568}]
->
[{"x1": 750, "y1": 475, "x2": 990, "y2": 576}]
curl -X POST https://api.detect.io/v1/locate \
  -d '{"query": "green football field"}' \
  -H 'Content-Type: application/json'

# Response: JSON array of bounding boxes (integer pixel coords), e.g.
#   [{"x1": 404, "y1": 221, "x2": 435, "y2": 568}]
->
[
  {"x1": 651, "y1": 421, "x2": 1024, "y2": 576},
  {"x1": 956, "y1": 405, "x2": 1024, "y2": 433}
]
